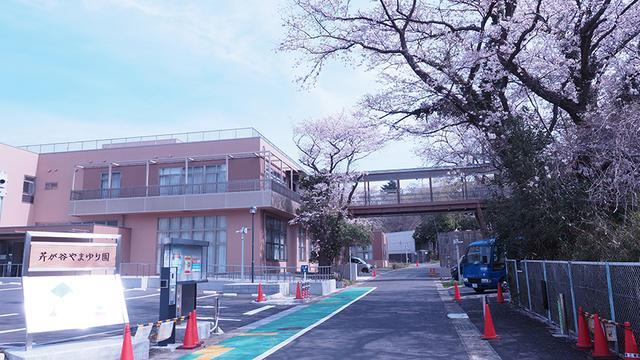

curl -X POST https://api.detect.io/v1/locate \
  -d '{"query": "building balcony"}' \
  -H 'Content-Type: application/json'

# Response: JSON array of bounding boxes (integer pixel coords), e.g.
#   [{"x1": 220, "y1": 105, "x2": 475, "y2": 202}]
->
[{"x1": 69, "y1": 179, "x2": 301, "y2": 216}]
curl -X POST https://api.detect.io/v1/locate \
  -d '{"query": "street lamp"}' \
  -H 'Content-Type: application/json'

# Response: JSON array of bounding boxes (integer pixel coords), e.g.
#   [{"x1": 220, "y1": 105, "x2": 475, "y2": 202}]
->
[
  {"x1": 235, "y1": 226, "x2": 249, "y2": 280},
  {"x1": 250, "y1": 206, "x2": 257, "y2": 283}
]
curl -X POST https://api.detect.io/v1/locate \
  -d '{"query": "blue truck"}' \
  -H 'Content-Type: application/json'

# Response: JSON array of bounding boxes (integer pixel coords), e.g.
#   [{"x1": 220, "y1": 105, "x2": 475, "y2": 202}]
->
[{"x1": 461, "y1": 238, "x2": 506, "y2": 293}]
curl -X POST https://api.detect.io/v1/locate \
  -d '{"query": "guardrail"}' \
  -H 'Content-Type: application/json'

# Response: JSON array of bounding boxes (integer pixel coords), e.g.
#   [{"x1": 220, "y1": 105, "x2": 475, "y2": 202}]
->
[
  {"x1": 506, "y1": 259, "x2": 640, "y2": 357},
  {"x1": 206, "y1": 264, "x2": 335, "y2": 281},
  {"x1": 120, "y1": 263, "x2": 154, "y2": 276}
]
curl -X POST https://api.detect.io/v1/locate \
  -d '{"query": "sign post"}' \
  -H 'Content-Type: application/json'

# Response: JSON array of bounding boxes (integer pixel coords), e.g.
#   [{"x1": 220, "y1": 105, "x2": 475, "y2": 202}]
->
[{"x1": 21, "y1": 231, "x2": 124, "y2": 351}]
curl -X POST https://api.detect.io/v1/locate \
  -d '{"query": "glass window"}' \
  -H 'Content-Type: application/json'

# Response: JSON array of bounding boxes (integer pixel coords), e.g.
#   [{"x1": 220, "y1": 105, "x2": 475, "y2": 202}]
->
[
  {"x1": 159, "y1": 167, "x2": 184, "y2": 195},
  {"x1": 99, "y1": 172, "x2": 120, "y2": 198},
  {"x1": 22, "y1": 176, "x2": 36, "y2": 203},
  {"x1": 157, "y1": 215, "x2": 227, "y2": 273},
  {"x1": 265, "y1": 216, "x2": 287, "y2": 261},
  {"x1": 466, "y1": 245, "x2": 491, "y2": 265},
  {"x1": 297, "y1": 227, "x2": 307, "y2": 261}
]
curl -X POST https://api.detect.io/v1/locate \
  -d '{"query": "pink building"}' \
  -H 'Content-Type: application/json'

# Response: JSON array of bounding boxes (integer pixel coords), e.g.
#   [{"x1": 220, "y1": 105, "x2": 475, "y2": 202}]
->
[{"x1": 0, "y1": 129, "x2": 310, "y2": 276}]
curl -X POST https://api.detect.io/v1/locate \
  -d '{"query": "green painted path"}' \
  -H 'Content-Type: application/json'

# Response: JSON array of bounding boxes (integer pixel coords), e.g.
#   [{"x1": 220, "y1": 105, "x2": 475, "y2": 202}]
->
[{"x1": 179, "y1": 287, "x2": 375, "y2": 360}]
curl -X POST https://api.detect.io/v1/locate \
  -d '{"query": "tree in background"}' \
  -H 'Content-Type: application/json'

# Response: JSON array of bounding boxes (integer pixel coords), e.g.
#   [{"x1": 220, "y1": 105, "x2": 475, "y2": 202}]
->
[
  {"x1": 413, "y1": 213, "x2": 479, "y2": 252},
  {"x1": 282, "y1": 0, "x2": 640, "y2": 260},
  {"x1": 380, "y1": 181, "x2": 398, "y2": 192},
  {"x1": 291, "y1": 113, "x2": 385, "y2": 265}
]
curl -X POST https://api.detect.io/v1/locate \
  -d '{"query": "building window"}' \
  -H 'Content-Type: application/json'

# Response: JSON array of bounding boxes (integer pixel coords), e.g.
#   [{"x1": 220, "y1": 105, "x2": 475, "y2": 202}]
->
[
  {"x1": 159, "y1": 165, "x2": 227, "y2": 195},
  {"x1": 44, "y1": 182, "x2": 58, "y2": 190},
  {"x1": 100, "y1": 172, "x2": 121, "y2": 198},
  {"x1": 159, "y1": 167, "x2": 184, "y2": 195},
  {"x1": 22, "y1": 176, "x2": 35, "y2": 203},
  {"x1": 157, "y1": 216, "x2": 227, "y2": 272},
  {"x1": 265, "y1": 216, "x2": 287, "y2": 261},
  {"x1": 297, "y1": 227, "x2": 307, "y2": 261}
]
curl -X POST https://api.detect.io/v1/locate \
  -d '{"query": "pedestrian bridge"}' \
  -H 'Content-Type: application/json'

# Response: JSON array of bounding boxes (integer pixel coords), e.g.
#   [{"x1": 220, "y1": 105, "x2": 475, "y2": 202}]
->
[{"x1": 348, "y1": 165, "x2": 496, "y2": 218}]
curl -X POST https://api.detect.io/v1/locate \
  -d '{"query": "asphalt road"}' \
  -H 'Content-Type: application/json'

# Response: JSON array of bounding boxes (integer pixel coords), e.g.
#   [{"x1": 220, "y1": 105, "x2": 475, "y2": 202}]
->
[
  {"x1": 267, "y1": 266, "x2": 470, "y2": 360},
  {"x1": 0, "y1": 281, "x2": 292, "y2": 350}
]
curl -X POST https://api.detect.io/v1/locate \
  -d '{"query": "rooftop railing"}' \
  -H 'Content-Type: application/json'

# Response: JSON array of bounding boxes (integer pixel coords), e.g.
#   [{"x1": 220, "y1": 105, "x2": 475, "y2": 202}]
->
[{"x1": 20, "y1": 128, "x2": 261, "y2": 154}]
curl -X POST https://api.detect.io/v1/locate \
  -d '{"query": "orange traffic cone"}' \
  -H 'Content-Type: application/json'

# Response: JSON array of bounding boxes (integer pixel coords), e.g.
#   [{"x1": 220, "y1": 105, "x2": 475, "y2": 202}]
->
[
  {"x1": 576, "y1": 307, "x2": 593, "y2": 349},
  {"x1": 453, "y1": 281, "x2": 462, "y2": 301},
  {"x1": 256, "y1": 283, "x2": 266, "y2": 302},
  {"x1": 295, "y1": 282, "x2": 303, "y2": 300},
  {"x1": 179, "y1": 310, "x2": 201, "y2": 349},
  {"x1": 496, "y1": 283, "x2": 505, "y2": 304},
  {"x1": 416, "y1": 260, "x2": 419, "y2": 267},
  {"x1": 592, "y1": 313, "x2": 613, "y2": 358},
  {"x1": 624, "y1": 322, "x2": 639, "y2": 360},
  {"x1": 481, "y1": 303, "x2": 499, "y2": 340},
  {"x1": 373, "y1": 268, "x2": 377, "y2": 278},
  {"x1": 120, "y1": 323, "x2": 134, "y2": 360}
]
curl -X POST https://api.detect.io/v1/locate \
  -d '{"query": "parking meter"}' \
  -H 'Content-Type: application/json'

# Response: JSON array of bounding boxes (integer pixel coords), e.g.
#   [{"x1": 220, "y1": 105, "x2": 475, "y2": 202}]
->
[{"x1": 159, "y1": 267, "x2": 177, "y2": 346}]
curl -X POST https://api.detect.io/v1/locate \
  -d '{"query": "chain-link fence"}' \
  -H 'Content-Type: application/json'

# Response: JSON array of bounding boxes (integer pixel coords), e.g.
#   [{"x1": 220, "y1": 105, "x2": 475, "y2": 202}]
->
[{"x1": 506, "y1": 259, "x2": 640, "y2": 356}]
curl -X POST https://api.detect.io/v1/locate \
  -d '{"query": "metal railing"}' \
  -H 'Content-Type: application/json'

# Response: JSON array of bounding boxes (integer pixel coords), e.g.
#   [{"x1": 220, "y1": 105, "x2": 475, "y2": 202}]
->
[
  {"x1": 70, "y1": 179, "x2": 301, "y2": 201},
  {"x1": 350, "y1": 186, "x2": 491, "y2": 206},
  {"x1": 19, "y1": 128, "x2": 261, "y2": 153},
  {"x1": 120, "y1": 263, "x2": 154, "y2": 276},
  {"x1": 0, "y1": 264, "x2": 23, "y2": 277},
  {"x1": 206, "y1": 264, "x2": 335, "y2": 282},
  {"x1": 506, "y1": 259, "x2": 640, "y2": 357}
]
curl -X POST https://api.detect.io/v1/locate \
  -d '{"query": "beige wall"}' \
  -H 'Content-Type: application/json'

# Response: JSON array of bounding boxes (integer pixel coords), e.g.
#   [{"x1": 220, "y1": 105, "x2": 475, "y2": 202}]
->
[{"x1": 0, "y1": 144, "x2": 39, "y2": 227}]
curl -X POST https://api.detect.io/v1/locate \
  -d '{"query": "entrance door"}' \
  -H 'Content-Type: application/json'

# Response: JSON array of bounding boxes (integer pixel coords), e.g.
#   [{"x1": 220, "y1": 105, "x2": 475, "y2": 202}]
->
[{"x1": 0, "y1": 239, "x2": 24, "y2": 277}]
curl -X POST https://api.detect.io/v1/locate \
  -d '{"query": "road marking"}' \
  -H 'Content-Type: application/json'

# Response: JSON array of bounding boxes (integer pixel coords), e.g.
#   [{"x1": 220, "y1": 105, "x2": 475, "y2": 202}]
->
[
  {"x1": 198, "y1": 305, "x2": 228, "y2": 309},
  {"x1": 125, "y1": 293, "x2": 159, "y2": 300},
  {"x1": 196, "y1": 294, "x2": 218, "y2": 300},
  {"x1": 255, "y1": 287, "x2": 376, "y2": 360},
  {"x1": 203, "y1": 290, "x2": 218, "y2": 294},
  {"x1": 217, "y1": 318, "x2": 242, "y2": 322},
  {"x1": 222, "y1": 293, "x2": 237, "y2": 297},
  {"x1": 0, "y1": 313, "x2": 19, "y2": 318},
  {"x1": 243, "y1": 306, "x2": 275, "y2": 316},
  {"x1": 0, "y1": 328, "x2": 25, "y2": 335},
  {"x1": 0, "y1": 287, "x2": 21, "y2": 292}
]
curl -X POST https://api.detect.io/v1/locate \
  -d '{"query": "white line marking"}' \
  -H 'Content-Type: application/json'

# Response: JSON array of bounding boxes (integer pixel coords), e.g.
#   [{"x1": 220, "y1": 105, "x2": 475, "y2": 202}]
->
[
  {"x1": 243, "y1": 306, "x2": 275, "y2": 316},
  {"x1": 198, "y1": 305, "x2": 228, "y2": 309},
  {"x1": 0, "y1": 328, "x2": 25, "y2": 334},
  {"x1": 217, "y1": 318, "x2": 242, "y2": 322},
  {"x1": 0, "y1": 313, "x2": 19, "y2": 318},
  {"x1": 196, "y1": 294, "x2": 218, "y2": 300},
  {"x1": 202, "y1": 290, "x2": 218, "y2": 294},
  {"x1": 222, "y1": 293, "x2": 237, "y2": 297},
  {"x1": 255, "y1": 287, "x2": 376, "y2": 360},
  {"x1": 125, "y1": 293, "x2": 159, "y2": 300},
  {"x1": 0, "y1": 287, "x2": 21, "y2": 292}
]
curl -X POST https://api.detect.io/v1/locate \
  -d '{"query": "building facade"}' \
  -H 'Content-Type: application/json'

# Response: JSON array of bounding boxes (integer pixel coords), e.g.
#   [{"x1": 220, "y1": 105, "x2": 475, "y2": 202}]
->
[{"x1": 0, "y1": 129, "x2": 310, "y2": 275}]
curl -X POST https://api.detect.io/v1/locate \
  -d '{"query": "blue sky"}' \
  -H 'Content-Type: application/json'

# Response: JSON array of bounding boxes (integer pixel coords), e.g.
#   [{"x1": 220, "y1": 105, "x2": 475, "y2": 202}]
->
[{"x1": 0, "y1": 0, "x2": 420, "y2": 170}]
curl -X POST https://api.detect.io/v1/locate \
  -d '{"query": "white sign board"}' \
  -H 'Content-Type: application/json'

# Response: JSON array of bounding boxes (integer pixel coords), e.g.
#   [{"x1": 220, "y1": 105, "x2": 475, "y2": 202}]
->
[{"x1": 23, "y1": 275, "x2": 129, "y2": 334}]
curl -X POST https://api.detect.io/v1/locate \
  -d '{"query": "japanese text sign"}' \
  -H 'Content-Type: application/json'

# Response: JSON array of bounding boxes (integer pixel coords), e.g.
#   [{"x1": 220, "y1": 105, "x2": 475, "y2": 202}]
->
[{"x1": 28, "y1": 242, "x2": 117, "y2": 271}]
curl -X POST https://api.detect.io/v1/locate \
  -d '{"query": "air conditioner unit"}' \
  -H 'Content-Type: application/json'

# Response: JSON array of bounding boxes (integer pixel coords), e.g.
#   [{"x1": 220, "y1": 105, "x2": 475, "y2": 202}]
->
[{"x1": 0, "y1": 170, "x2": 7, "y2": 197}]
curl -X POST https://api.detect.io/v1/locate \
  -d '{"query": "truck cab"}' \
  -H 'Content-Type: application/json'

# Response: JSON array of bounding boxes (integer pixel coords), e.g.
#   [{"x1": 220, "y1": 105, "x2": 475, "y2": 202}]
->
[{"x1": 462, "y1": 238, "x2": 505, "y2": 293}]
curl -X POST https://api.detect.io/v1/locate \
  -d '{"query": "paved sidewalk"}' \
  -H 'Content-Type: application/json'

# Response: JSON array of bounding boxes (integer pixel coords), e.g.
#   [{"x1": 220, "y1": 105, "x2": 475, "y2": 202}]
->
[{"x1": 454, "y1": 287, "x2": 589, "y2": 360}]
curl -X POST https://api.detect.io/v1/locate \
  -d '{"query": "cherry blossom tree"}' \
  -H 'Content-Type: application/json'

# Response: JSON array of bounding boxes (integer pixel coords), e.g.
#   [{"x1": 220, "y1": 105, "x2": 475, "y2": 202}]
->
[
  {"x1": 292, "y1": 113, "x2": 384, "y2": 265},
  {"x1": 281, "y1": 0, "x2": 640, "y2": 259}
]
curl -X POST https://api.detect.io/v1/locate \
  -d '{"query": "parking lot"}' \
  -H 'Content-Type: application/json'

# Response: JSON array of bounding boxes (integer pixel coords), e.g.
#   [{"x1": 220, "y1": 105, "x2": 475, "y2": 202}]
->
[{"x1": 0, "y1": 280, "x2": 294, "y2": 350}]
